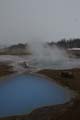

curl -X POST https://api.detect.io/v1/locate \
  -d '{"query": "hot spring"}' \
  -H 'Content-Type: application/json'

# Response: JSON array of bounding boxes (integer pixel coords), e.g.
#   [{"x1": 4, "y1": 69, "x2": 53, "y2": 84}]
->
[{"x1": 0, "y1": 74, "x2": 74, "y2": 118}]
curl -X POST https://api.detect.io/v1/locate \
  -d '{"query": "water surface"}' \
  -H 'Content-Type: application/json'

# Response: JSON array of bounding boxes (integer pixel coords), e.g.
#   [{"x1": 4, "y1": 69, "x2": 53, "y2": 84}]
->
[{"x1": 0, "y1": 74, "x2": 74, "y2": 117}]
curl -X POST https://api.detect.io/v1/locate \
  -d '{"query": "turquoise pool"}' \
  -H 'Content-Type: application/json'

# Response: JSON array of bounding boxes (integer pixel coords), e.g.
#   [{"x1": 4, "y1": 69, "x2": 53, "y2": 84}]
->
[{"x1": 0, "y1": 74, "x2": 74, "y2": 117}]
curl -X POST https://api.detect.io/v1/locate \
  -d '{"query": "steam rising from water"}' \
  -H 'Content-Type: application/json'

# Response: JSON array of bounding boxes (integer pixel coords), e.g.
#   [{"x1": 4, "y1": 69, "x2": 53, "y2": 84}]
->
[
  {"x1": 28, "y1": 41, "x2": 80, "y2": 69},
  {"x1": 0, "y1": 41, "x2": 80, "y2": 70}
]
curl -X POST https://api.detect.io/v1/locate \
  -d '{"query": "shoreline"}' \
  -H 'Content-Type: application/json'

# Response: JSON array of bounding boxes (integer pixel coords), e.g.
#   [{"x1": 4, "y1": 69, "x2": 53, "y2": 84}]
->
[
  {"x1": 37, "y1": 68, "x2": 80, "y2": 92},
  {"x1": 0, "y1": 96, "x2": 80, "y2": 120},
  {"x1": 0, "y1": 67, "x2": 80, "y2": 120}
]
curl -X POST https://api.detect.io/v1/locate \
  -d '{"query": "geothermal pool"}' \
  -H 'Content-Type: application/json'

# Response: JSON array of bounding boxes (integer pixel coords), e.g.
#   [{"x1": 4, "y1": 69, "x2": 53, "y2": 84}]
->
[{"x1": 0, "y1": 74, "x2": 74, "y2": 117}]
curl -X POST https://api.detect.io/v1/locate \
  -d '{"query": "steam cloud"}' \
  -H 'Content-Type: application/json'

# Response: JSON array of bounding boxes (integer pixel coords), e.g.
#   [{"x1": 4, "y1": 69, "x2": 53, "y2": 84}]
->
[{"x1": 28, "y1": 40, "x2": 72, "y2": 69}]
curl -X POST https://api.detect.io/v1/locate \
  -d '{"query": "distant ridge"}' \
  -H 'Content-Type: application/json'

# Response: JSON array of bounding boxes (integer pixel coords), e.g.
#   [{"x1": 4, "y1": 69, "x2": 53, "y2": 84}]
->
[{"x1": 47, "y1": 38, "x2": 80, "y2": 49}]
